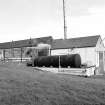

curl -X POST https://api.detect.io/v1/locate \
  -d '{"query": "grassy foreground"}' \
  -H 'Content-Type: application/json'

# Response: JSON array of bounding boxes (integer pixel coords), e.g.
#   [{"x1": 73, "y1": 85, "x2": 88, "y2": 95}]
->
[{"x1": 0, "y1": 62, "x2": 105, "y2": 105}]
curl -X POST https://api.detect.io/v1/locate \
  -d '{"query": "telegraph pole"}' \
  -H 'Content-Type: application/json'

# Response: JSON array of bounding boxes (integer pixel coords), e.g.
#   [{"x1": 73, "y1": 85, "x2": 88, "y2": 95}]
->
[{"x1": 63, "y1": 0, "x2": 67, "y2": 39}]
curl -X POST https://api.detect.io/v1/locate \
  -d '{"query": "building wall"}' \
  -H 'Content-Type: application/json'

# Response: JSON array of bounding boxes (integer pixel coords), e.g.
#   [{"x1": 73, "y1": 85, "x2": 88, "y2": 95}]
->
[
  {"x1": 73, "y1": 47, "x2": 96, "y2": 66},
  {"x1": 95, "y1": 37, "x2": 105, "y2": 73},
  {"x1": 0, "y1": 46, "x2": 50, "y2": 60},
  {"x1": 4, "y1": 47, "x2": 27, "y2": 58},
  {"x1": 95, "y1": 37, "x2": 105, "y2": 66},
  {"x1": 0, "y1": 47, "x2": 31, "y2": 60},
  {"x1": 51, "y1": 47, "x2": 96, "y2": 66},
  {"x1": 51, "y1": 49, "x2": 69, "y2": 55}
]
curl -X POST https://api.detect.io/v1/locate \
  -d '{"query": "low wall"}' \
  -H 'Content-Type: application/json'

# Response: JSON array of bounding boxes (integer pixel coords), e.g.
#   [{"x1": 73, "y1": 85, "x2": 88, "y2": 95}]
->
[{"x1": 34, "y1": 67, "x2": 96, "y2": 76}]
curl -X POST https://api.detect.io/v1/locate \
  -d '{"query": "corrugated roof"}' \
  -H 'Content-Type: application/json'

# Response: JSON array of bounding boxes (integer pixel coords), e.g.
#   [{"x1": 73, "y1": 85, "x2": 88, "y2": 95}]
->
[
  {"x1": 0, "y1": 36, "x2": 52, "y2": 49},
  {"x1": 51, "y1": 35, "x2": 100, "y2": 50}
]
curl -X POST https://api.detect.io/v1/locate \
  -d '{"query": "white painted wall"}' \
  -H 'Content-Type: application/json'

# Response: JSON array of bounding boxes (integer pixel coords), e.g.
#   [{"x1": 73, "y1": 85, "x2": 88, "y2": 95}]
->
[
  {"x1": 51, "y1": 49, "x2": 69, "y2": 55},
  {"x1": 73, "y1": 47, "x2": 96, "y2": 66},
  {"x1": 95, "y1": 37, "x2": 105, "y2": 72},
  {"x1": 51, "y1": 47, "x2": 96, "y2": 66}
]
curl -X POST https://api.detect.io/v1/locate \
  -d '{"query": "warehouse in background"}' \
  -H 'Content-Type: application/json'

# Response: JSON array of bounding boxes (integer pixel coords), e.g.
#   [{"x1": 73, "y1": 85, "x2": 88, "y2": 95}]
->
[
  {"x1": 0, "y1": 35, "x2": 105, "y2": 75},
  {"x1": 51, "y1": 35, "x2": 105, "y2": 75}
]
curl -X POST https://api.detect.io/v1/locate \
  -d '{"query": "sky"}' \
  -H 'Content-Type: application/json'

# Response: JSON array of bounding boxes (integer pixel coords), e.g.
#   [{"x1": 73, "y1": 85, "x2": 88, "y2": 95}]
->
[{"x1": 0, "y1": 0, "x2": 105, "y2": 43}]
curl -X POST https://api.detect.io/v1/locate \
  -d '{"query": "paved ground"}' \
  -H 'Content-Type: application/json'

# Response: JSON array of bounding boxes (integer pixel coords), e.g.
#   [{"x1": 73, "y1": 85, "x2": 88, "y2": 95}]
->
[{"x1": 0, "y1": 62, "x2": 105, "y2": 105}]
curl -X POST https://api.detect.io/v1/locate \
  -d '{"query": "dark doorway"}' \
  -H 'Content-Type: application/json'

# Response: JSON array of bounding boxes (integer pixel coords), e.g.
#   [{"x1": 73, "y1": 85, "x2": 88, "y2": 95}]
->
[{"x1": 99, "y1": 52, "x2": 104, "y2": 74}]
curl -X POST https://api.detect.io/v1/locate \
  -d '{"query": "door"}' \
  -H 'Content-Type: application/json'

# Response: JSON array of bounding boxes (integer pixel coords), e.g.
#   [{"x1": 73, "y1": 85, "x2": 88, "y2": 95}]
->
[{"x1": 99, "y1": 52, "x2": 104, "y2": 74}]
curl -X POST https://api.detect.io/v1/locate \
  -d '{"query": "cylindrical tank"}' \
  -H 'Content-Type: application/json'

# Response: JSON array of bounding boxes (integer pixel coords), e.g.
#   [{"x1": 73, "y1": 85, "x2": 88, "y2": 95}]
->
[{"x1": 34, "y1": 54, "x2": 81, "y2": 68}]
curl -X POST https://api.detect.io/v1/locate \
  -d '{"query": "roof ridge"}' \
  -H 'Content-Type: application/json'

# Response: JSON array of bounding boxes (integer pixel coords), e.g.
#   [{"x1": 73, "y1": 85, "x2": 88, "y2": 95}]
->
[
  {"x1": 53, "y1": 35, "x2": 100, "y2": 41},
  {"x1": 52, "y1": 35, "x2": 100, "y2": 49},
  {"x1": 68, "y1": 35, "x2": 100, "y2": 40}
]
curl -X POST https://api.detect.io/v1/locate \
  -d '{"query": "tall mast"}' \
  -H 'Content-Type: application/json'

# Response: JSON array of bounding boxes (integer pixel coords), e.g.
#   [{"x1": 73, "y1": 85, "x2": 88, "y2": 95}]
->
[{"x1": 63, "y1": 0, "x2": 67, "y2": 39}]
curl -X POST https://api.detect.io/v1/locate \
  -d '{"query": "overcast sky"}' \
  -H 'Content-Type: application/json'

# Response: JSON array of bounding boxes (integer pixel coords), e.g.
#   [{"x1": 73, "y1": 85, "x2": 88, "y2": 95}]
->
[{"x1": 0, "y1": 0, "x2": 105, "y2": 42}]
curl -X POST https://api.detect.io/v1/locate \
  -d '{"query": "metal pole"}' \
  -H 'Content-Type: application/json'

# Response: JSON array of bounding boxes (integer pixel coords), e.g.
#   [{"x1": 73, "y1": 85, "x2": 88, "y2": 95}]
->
[
  {"x1": 63, "y1": 0, "x2": 67, "y2": 39},
  {"x1": 20, "y1": 47, "x2": 22, "y2": 62},
  {"x1": 12, "y1": 40, "x2": 14, "y2": 57},
  {"x1": 3, "y1": 49, "x2": 5, "y2": 62},
  {"x1": 59, "y1": 55, "x2": 61, "y2": 68}
]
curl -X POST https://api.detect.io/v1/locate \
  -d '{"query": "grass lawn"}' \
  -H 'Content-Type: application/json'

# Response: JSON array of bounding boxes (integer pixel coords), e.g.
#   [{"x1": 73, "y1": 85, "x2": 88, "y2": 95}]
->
[{"x1": 0, "y1": 62, "x2": 105, "y2": 105}]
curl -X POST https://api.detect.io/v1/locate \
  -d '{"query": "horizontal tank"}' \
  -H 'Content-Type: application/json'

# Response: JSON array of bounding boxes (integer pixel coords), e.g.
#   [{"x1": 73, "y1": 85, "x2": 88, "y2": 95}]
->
[{"x1": 34, "y1": 54, "x2": 81, "y2": 68}]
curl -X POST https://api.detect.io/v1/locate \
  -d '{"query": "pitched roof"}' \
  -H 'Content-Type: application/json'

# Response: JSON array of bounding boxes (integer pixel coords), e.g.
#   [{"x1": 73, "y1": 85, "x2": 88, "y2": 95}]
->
[
  {"x1": 51, "y1": 35, "x2": 100, "y2": 50},
  {"x1": 0, "y1": 36, "x2": 52, "y2": 49}
]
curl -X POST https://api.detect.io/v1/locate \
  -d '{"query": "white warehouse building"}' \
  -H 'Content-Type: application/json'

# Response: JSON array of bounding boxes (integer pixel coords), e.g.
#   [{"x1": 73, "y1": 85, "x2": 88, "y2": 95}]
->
[{"x1": 51, "y1": 35, "x2": 105, "y2": 74}]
